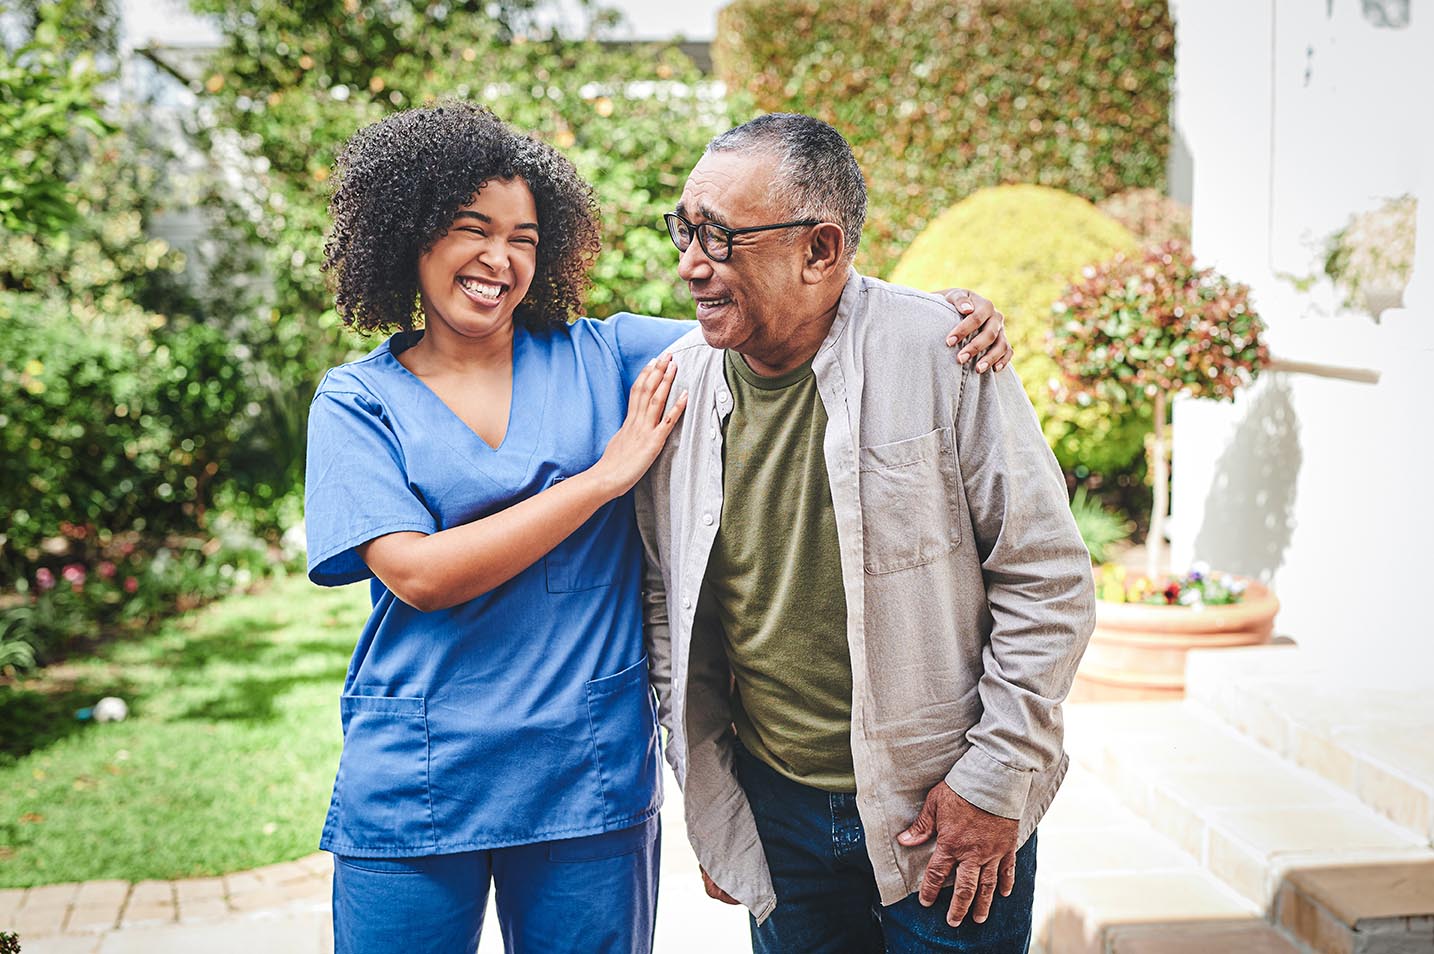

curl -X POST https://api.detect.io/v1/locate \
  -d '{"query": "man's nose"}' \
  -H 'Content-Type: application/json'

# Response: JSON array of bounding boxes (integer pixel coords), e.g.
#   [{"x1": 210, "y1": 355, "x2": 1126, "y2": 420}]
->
[{"x1": 676, "y1": 237, "x2": 712, "y2": 282}]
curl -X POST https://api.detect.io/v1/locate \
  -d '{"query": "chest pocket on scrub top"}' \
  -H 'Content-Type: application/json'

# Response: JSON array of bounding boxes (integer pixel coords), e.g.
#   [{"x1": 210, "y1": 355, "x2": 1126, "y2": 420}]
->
[{"x1": 544, "y1": 474, "x2": 618, "y2": 593}]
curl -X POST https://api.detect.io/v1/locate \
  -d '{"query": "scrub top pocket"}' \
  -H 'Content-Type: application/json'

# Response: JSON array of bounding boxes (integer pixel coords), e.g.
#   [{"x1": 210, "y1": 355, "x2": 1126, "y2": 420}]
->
[
  {"x1": 328, "y1": 694, "x2": 436, "y2": 854},
  {"x1": 546, "y1": 481, "x2": 623, "y2": 593},
  {"x1": 584, "y1": 656, "x2": 661, "y2": 827}
]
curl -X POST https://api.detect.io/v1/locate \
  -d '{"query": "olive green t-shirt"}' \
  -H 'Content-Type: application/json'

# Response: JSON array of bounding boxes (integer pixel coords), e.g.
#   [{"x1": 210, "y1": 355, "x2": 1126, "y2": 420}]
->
[{"x1": 694, "y1": 348, "x2": 855, "y2": 792}]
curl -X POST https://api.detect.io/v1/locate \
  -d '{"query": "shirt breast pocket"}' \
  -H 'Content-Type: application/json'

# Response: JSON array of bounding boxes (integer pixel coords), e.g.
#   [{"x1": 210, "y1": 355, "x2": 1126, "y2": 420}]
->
[{"x1": 857, "y1": 427, "x2": 963, "y2": 574}]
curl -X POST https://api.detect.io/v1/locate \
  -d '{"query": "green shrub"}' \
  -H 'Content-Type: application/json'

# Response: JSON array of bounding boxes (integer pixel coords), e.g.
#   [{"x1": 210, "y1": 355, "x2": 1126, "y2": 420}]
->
[
  {"x1": 0, "y1": 5, "x2": 111, "y2": 239},
  {"x1": 714, "y1": 0, "x2": 1174, "y2": 275},
  {"x1": 0, "y1": 529, "x2": 277, "y2": 670},
  {"x1": 0, "y1": 291, "x2": 245, "y2": 583},
  {"x1": 890, "y1": 184, "x2": 1149, "y2": 474},
  {"x1": 1069, "y1": 488, "x2": 1133, "y2": 564}
]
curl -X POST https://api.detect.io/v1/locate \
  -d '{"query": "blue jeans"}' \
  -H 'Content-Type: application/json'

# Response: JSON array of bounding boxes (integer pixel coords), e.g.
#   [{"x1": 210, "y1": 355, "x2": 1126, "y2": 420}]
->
[
  {"x1": 331, "y1": 814, "x2": 659, "y2": 954},
  {"x1": 735, "y1": 743, "x2": 1036, "y2": 953}
]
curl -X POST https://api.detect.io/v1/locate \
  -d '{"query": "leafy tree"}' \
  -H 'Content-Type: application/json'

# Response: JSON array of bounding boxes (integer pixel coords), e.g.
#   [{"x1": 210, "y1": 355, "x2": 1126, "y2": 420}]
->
[{"x1": 0, "y1": 5, "x2": 111, "y2": 239}]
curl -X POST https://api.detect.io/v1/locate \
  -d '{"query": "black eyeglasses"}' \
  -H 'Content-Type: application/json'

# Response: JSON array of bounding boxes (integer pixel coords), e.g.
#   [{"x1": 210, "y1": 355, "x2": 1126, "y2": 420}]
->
[{"x1": 663, "y1": 211, "x2": 820, "y2": 263}]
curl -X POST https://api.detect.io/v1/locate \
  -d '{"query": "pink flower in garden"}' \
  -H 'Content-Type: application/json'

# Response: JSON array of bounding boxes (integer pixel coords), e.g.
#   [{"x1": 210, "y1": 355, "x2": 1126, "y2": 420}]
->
[
  {"x1": 36, "y1": 568, "x2": 56, "y2": 591},
  {"x1": 63, "y1": 564, "x2": 87, "y2": 587},
  {"x1": 124, "y1": 576, "x2": 139, "y2": 594},
  {"x1": 98, "y1": 561, "x2": 117, "y2": 580}
]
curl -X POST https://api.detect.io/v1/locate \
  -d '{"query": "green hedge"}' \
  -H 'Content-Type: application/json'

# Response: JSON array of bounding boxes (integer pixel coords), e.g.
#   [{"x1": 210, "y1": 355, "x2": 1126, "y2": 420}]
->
[
  {"x1": 0, "y1": 291, "x2": 243, "y2": 582},
  {"x1": 714, "y1": 0, "x2": 1174, "y2": 276}
]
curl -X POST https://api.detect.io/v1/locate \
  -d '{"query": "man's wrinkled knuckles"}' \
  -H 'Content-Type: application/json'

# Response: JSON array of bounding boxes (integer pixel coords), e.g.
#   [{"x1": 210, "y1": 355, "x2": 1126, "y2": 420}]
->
[{"x1": 921, "y1": 865, "x2": 952, "y2": 896}]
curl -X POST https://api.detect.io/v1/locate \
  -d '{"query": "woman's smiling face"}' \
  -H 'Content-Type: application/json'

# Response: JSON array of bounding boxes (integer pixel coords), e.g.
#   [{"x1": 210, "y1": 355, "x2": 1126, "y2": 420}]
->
[{"x1": 417, "y1": 177, "x2": 540, "y2": 343}]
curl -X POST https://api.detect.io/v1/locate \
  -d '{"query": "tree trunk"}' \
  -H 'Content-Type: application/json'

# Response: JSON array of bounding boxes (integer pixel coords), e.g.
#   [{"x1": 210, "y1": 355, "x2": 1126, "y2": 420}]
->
[{"x1": 1147, "y1": 389, "x2": 1169, "y2": 582}]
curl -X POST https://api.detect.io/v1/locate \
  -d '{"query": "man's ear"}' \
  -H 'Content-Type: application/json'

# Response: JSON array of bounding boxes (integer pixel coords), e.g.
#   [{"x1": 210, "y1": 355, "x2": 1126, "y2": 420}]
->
[{"x1": 802, "y1": 223, "x2": 846, "y2": 283}]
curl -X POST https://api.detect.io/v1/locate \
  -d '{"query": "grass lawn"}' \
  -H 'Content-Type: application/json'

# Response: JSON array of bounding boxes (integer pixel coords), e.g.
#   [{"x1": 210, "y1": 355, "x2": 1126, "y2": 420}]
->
[{"x1": 0, "y1": 573, "x2": 369, "y2": 887}]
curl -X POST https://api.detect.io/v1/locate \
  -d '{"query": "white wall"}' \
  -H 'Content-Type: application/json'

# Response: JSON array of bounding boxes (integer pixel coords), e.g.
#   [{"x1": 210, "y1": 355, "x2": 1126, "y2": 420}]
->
[{"x1": 1168, "y1": 0, "x2": 1434, "y2": 675}]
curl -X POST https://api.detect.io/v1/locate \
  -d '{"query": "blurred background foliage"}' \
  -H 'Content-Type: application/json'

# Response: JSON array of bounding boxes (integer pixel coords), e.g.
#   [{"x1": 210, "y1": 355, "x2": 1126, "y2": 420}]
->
[
  {"x1": 2, "y1": 0, "x2": 1178, "y2": 670},
  {"x1": 890, "y1": 184, "x2": 1150, "y2": 476},
  {"x1": 714, "y1": 0, "x2": 1175, "y2": 278}
]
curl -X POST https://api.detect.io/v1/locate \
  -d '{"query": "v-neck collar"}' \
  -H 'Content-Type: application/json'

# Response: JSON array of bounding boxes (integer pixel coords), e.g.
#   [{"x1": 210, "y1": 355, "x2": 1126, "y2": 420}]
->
[{"x1": 380, "y1": 328, "x2": 547, "y2": 476}]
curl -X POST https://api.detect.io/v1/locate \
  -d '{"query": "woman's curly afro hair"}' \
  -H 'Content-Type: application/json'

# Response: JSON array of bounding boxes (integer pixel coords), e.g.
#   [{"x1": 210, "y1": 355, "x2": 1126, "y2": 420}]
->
[{"x1": 323, "y1": 101, "x2": 601, "y2": 334}]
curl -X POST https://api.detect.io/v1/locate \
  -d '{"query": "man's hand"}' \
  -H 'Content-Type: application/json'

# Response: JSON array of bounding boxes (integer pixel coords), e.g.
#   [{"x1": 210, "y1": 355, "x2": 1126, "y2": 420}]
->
[
  {"x1": 700, "y1": 866, "x2": 740, "y2": 905},
  {"x1": 939, "y1": 288, "x2": 1011, "y2": 373},
  {"x1": 897, "y1": 781, "x2": 1019, "y2": 928}
]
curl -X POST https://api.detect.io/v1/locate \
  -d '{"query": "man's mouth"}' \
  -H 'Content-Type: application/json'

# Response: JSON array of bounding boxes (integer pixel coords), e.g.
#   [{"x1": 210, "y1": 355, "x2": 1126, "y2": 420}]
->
[
  {"x1": 457, "y1": 276, "x2": 508, "y2": 306},
  {"x1": 694, "y1": 295, "x2": 733, "y2": 317}
]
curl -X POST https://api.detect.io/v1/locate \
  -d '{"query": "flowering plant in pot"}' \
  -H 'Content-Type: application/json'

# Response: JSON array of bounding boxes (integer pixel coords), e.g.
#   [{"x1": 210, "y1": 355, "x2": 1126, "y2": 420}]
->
[{"x1": 1051, "y1": 241, "x2": 1277, "y2": 699}]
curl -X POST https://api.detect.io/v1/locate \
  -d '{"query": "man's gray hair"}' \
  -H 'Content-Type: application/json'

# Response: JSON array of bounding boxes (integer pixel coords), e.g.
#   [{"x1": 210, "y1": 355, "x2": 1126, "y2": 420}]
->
[{"x1": 706, "y1": 113, "x2": 867, "y2": 263}]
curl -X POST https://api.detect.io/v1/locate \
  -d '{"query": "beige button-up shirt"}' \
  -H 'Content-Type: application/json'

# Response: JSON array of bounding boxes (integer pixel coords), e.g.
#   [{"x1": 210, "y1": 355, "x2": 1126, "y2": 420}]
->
[{"x1": 635, "y1": 271, "x2": 1095, "y2": 921}]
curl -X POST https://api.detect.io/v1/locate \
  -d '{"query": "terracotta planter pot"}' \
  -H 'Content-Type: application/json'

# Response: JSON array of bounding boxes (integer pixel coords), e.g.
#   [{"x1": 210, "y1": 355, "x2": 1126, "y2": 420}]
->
[{"x1": 1071, "y1": 579, "x2": 1279, "y2": 702}]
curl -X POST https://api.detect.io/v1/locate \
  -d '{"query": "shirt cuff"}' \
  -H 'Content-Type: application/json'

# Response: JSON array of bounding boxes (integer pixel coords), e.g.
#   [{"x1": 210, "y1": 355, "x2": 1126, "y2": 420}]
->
[{"x1": 945, "y1": 745, "x2": 1032, "y2": 821}]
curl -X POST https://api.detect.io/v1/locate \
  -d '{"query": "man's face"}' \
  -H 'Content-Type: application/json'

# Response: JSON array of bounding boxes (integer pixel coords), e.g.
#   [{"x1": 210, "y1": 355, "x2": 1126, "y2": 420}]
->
[{"x1": 675, "y1": 151, "x2": 813, "y2": 356}]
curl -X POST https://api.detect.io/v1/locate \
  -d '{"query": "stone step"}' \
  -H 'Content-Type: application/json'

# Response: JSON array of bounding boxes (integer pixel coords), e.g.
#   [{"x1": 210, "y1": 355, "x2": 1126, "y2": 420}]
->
[
  {"x1": 1033, "y1": 764, "x2": 1274, "y2": 954},
  {"x1": 1185, "y1": 645, "x2": 1434, "y2": 841},
  {"x1": 1063, "y1": 701, "x2": 1434, "y2": 953}
]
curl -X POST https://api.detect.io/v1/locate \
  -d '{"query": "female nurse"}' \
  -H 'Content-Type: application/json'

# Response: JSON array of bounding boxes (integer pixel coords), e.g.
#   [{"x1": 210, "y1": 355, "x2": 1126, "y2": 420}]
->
[{"x1": 303, "y1": 102, "x2": 1012, "y2": 954}]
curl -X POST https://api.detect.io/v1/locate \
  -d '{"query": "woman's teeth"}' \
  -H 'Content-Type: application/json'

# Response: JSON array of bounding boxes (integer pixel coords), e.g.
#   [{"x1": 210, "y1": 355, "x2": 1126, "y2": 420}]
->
[{"x1": 458, "y1": 277, "x2": 504, "y2": 302}]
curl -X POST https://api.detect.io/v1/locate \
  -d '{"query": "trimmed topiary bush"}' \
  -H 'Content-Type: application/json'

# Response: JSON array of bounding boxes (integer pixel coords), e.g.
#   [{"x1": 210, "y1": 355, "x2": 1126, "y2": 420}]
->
[
  {"x1": 890, "y1": 184, "x2": 1149, "y2": 475},
  {"x1": 714, "y1": 0, "x2": 1175, "y2": 276}
]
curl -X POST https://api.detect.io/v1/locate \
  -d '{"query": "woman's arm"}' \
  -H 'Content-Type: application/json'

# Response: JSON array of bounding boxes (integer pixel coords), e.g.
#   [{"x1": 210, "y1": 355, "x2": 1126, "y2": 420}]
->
[{"x1": 359, "y1": 355, "x2": 688, "y2": 612}]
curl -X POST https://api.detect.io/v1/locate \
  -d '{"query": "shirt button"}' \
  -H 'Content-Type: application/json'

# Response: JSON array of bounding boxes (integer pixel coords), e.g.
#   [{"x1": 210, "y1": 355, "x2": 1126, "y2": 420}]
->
[
  {"x1": 710, "y1": 426, "x2": 719, "y2": 440},
  {"x1": 702, "y1": 513, "x2": 714, "y2": 526},
  {"x1": 681, "y1": 596, "x2": 691, "y2": 609}
]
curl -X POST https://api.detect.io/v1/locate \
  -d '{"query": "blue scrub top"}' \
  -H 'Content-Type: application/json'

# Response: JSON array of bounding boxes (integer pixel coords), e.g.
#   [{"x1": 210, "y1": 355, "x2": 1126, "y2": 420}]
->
[{"x1": 303, "y1": 312, "x2": 690, "y2": 857}]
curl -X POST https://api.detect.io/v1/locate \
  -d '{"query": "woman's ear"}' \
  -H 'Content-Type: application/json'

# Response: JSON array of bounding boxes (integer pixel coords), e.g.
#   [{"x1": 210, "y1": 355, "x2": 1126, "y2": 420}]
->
[{"x1": 802, "y1": 223, "x2": 846, "y2": 283}]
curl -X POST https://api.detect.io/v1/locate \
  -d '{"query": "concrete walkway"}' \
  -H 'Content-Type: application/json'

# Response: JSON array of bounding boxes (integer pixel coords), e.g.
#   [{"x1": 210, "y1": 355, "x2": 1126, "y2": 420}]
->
[{"x1": 2, "y1": 765, "x2": 752, "y2": 954}]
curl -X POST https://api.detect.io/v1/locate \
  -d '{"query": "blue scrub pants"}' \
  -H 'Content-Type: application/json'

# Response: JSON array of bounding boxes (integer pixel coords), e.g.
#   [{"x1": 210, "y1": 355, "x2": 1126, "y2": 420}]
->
[{"x1": 332, "y1": 815, "x2": 660, "y2": 954}]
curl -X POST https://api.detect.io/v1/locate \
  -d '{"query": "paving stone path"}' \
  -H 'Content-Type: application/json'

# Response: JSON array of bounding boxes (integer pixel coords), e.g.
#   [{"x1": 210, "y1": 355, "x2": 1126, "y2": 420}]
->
[{"x1": 1, "y1": 774, "x2": 752, "y2": 954}]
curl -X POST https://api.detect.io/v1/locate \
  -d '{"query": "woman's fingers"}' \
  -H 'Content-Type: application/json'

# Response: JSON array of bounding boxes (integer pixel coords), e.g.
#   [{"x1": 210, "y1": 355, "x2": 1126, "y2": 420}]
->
[
  {"x1": 960, "y1": 311, "x2": 1005, "y2": 371},
  {"x1": 661, "y1": 390, "x2": 689, "y2": 433},
  {"x1": 647, "y1": 357, "x2": 677, "y2": 424}
]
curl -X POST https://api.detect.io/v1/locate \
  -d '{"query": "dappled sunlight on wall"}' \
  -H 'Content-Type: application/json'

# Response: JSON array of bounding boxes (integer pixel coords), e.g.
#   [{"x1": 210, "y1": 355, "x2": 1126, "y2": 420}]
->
[{"x1": 1191, "y1": 376, "x2": 1301, "y2": 584}]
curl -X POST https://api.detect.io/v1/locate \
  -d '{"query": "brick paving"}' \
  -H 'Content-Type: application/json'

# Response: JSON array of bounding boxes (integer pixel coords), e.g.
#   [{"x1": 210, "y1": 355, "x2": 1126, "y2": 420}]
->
[{"x1": 2, "y1": 771, "x2": 752, "y2": 954}]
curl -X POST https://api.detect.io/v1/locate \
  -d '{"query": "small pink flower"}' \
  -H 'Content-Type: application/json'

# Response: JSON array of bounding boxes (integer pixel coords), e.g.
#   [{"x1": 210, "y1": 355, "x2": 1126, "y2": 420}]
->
[
  {"x1": 98, "y1": 561, "x2": 117, "y2": 580},
  {"x1": 36, "y1": 568, "x2": 56, "y2": 591},
  {"x1": 124, "y1": 576, "x2": 139, "y2": 594},
  {"x1": 62, "y1": 564, "x2": 87, "y2": 586}
]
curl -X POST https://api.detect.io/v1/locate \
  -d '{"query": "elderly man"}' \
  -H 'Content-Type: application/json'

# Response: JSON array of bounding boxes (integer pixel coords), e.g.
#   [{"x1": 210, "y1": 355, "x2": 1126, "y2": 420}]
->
[{"x1": 635, "y1": 113, "x2": 1095, "y2": 954}]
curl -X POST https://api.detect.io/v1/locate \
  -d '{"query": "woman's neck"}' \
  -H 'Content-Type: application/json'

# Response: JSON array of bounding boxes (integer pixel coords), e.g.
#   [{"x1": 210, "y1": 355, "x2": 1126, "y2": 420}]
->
[{"x1": 401, "y1": 321, "x2": 515, "y2": 377}]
